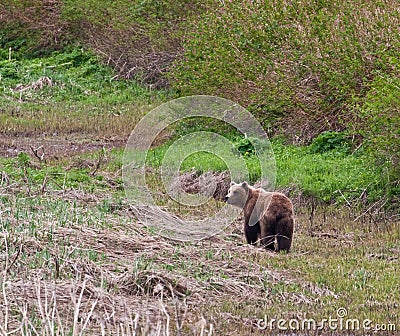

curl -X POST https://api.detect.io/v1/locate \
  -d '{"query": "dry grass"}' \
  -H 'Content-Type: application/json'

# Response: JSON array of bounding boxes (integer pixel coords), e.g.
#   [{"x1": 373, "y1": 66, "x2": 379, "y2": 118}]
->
[
  {"x1": 172, "y1": 171, "x2": 231, "y2": 202},
  {"x1": 0, "y1": 170, "x2": 398, "y2": 335},
  {"x1": 0, "y1": 98, "x2": 161, "y2": 160},
  {"x1": 0, "y1": 100, "x2": 152, "y2": 138}
]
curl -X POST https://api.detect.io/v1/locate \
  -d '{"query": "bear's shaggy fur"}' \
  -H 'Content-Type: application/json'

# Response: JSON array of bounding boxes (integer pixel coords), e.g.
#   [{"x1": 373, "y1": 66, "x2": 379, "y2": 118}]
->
[{"x1": 225, "y1": 182, "x2": 294, "y2": 252}]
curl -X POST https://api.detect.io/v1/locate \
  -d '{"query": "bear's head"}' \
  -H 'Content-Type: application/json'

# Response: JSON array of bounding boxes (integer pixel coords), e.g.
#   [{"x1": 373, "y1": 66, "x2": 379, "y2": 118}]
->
[{"x1": 225, "y1": 181, "x2": 250, "y2": 208}]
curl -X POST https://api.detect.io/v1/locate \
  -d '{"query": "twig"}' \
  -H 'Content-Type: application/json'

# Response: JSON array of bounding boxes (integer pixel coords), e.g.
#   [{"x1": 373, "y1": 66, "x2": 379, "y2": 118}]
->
[
  {"x1": 50, "y1": 285, "x2": 57, "y2": 336},
  {"x1": 91, "y1": 147, "x2": 106, "y2": 176},
  {"x1": 1, "y1": 171, "x2": 9, "y2": 185},
  {"x1": 35, "y1": 278, "x2": 46, "y2": 334},
  {"x1": 30, "y1": 145, "x2": 45, "y2": 162},
  {"x1": 22, "y1": 167, "x2": 31, "y2": 195},
  {"x1": 353, "y1": 199, "x2": 386, "y2": 222},
  {"x1": 159, "y1": 289, "x2": 170, "y2": 336},
  {"x1": 174, "y1": 299, "x2": 186, "y2": 336},
  {"x1": 208, "y1": 324, "x2": 214, "y2": 336},
  {"x1": 2, "y1": 234, "x2": 9, "y2": 333},
  {"x1": 80, "y1": 292, "x2": 99, "y2": 335},
  {"x1": 336, "y1": 189, "x2": 351, "y2": 207},
  {"x1": 17, "y1": 301, "x2": 39, "y2": 336},
  {"x1": 46, "y1": 62, "x2": 72, "y2": 69},
  {"x1": 54, "y1": 254, "x2": 60, "y2": 279},
  {"x1": 41, "y1": 174, "x2": 49, "y2": 194},
  {"x1": 5, "y1": 242, "x2": 23, "y2": 273}
]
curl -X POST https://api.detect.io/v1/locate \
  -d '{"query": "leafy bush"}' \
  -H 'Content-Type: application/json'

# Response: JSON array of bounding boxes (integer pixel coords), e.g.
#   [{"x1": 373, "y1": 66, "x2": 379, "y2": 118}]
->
[
  {"x1": 349, "y1": 71, "x2": 400, "y2": 200},
  {"x1": 169, "y1": 0, "x2": 399, "y2": 140},
  {"x1": 234, "y1": 137, "x2": 270, "y2": 157},
  {"x1": 355, "y1": 73, "x2": 399, "y2": 165},
  {"x1": 0, "y1": 60, "x2": 19, "y2": 78},
  {"x1": 310, "y1": 131, "x2": 350, "y2": 154}
]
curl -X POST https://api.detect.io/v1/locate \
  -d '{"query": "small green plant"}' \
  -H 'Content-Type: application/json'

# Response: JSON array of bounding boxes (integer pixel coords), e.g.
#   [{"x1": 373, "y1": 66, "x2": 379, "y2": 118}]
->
[
  {"x1": 352, "y1": 268, "x2": 370, "y2": 290},
  {"x1": 310, "y1": 131, "x2": 350, "y2": 154},
  {"x1": 17, "y1": 152, "x2": 30, "y2": 168},
  {"x1": 234, "y1": 136, "x2": 269, "y2": 156}
]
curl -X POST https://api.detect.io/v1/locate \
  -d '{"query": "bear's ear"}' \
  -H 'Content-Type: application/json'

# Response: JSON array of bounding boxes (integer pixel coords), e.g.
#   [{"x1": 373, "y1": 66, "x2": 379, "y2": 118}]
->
[
  {"x1": 241, "y1": 181, "x2": 249, "y2": 190},
  {"x1": 230, "y1": 181, "x2": 236, "y2": 186}
]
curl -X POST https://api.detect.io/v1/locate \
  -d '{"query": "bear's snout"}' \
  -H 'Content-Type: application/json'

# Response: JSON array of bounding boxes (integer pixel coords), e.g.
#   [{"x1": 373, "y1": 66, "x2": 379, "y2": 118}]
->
[{"x1": 224, "y1": 195, "x2": 229, "y2": 202}]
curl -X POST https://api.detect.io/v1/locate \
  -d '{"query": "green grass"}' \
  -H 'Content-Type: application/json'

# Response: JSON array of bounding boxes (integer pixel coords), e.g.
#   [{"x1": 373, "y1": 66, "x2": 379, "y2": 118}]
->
[
  {"x1": 146, "y1": 137, "x2": 249, "y2": 178},
  {"x1": 0, "y1": 48, "x2": 149, "y2": 103},
  {"x1": 143, "y1": 135, "x2": 388, "y2": 205},
  {"x1": 273, "y1": 140, "x2": 386, "y2": 203},
  {"x1": 0, "y1": 153, "x2": 122, "y2": 194}
]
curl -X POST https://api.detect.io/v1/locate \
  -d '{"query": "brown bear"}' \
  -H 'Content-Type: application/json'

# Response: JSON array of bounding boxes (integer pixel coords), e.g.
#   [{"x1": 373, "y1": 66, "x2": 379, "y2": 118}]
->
[{"x1": 225, "y1": 182, "x2": 294, "y2": 252}]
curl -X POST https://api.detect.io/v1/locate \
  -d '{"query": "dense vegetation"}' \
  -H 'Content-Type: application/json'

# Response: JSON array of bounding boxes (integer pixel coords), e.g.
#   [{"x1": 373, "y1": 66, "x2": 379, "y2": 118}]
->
[{"x1": 1, "y1": 0, "x2": 398, "y2": 206}]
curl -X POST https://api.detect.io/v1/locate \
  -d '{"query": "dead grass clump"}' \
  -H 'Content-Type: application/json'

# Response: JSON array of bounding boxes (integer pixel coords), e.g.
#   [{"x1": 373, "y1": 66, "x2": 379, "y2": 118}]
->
[
  {"x1": 51, "y1": 226, "x2": 172, "y2": 260},
  {"x1": 172, "y1": 171, "x2": 231, "y2": 201},
  {"x1": 13, "y1": 77, "x2": 54, "y2": 93},
  {"x1": 0, "y1": 276, "x2": 183, "y2": 335},
  {"x1": 116, "y1": 271, "x2": 190, "y2": 298}
]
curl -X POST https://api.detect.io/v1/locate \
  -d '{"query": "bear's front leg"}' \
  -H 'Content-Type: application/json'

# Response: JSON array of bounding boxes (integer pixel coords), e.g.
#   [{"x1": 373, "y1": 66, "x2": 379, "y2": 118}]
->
[{"x1": 244, "y1": 221, "x2": 260, "y2": 245}]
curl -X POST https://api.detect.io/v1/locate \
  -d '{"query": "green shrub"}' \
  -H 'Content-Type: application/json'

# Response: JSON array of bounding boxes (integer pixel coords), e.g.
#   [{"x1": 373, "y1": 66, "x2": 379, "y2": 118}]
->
[
  {"x1": 169, "y1": 0, "x2": 399, "y2": 139},
  {"x1": 349, "y1": 71, "x2": 400, "y2": 200},
  {"x1": 310, "y1": 131, "x2": 350, "y2": 154},
  {"x1": 234, "y1": 136, "x2": 270, "y2": 157},
  {"x1": 0, "y1": 60, "x2": 19, "y2": 78}
]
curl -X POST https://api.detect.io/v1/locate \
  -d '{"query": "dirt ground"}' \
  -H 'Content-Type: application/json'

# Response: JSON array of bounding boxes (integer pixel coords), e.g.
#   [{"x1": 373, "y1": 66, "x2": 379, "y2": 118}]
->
[{"x1": 0, "y1": 133, "x2": 126, "y2": 159}]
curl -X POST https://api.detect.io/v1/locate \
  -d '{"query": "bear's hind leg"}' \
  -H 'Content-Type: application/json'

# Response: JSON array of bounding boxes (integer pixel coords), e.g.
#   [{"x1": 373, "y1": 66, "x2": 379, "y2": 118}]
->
[
  {"x1": 276, "y1": 217, "x2": 294, "y2": 252},
  {"x1": 260, "y1": 217, "x2": 276, "y2": 251},
  {"x1": 276, "y1": 235, "x2": 291, "y2": 252}
]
